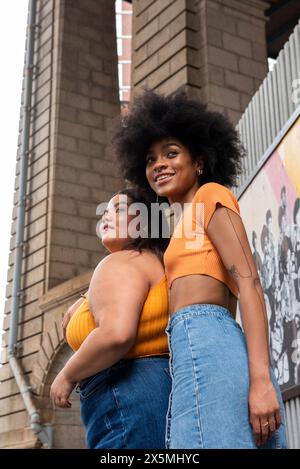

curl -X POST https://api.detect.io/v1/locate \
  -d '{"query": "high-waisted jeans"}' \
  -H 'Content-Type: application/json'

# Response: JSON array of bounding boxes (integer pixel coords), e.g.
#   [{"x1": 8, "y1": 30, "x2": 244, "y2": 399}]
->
[
  {"x1": 165, "y1": 304, "x2": 288, "y2": 449},
  {"x1": 79, "y1": 356, "x2": 171, "y2": 449}
]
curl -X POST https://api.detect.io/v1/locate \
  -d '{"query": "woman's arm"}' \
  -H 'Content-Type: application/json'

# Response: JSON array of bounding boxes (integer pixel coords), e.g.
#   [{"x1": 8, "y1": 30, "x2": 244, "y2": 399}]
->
[
  {"x1": 50, "y1": 253, "x2": 149, "y2": 408},
  {"x1": 207, "y1": 206, "x2": 282, "y2": 446}
]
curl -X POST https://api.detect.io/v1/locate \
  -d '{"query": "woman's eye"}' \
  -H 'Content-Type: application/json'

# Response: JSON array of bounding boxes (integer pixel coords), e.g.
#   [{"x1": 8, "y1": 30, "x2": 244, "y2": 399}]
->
[
  {"x1": 146, "y1": 157, "x2": 154, "y2": 164},
  {"x1": 168, "y1": 151, "x2": 177, "y2": 157}
]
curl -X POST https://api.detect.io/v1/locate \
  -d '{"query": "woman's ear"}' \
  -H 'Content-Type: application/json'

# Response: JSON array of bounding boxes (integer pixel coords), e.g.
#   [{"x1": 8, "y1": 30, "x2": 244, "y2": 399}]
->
[{"x1": 196, "y1": 156, "x2": 204, "y2": 172}]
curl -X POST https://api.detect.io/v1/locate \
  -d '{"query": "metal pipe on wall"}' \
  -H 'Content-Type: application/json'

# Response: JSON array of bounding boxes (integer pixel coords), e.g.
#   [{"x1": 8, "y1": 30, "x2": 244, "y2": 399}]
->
[{"x1": 8, "y1": 0, "x2": 52, "y2": 448}]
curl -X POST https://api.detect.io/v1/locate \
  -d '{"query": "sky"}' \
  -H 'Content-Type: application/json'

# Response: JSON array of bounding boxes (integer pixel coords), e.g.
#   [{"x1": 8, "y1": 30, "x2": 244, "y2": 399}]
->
[{"x1": 0, "y1": 2, "x2": 28, "y2": 336}]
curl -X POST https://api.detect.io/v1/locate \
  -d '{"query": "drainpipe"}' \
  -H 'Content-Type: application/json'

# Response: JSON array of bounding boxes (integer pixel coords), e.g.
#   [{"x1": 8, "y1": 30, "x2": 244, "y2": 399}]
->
[{"x1": 8, "y1": 0, "x2": 52, "y2": 448}]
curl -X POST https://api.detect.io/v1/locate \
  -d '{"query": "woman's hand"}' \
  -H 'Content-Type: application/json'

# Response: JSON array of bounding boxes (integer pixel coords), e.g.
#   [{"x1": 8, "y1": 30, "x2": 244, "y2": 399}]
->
[
  {"x1": 248, "y1": 379, "x2": 282, "y2": 446},
  {"x1": 62, "y1": 296, "x2": 85, "y2": 342},
  {"x1": 50, "y1": 370, "x2": 77, "y2": 408}
]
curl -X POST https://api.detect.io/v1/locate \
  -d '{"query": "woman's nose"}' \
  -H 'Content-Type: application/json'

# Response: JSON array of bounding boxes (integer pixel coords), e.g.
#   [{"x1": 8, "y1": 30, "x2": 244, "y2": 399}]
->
[
  {"x1": 153, "y1": 156, "x2": 167, "y2": 172},
  {"x1": 101, "y1": 211, "x2": 112, "y2": 224}
]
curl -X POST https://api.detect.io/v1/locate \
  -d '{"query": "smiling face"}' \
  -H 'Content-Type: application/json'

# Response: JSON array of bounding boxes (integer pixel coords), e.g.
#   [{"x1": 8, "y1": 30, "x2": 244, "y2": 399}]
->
[
  {"x1": 145, "y1": 136, "x2": 203, "y2": 204},
  {"x1": 99, "y1": 194, "x2": 136, "y2": 252}
]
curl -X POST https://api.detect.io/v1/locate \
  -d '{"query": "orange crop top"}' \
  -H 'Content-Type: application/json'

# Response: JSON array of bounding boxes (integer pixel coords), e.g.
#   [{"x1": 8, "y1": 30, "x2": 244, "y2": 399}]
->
[
  {"x1": 65, "y1": 276, "x2": 169, "y2": 359},
  {"x1": 163, "y1": 182, "x2": 240, "y2": 298}
]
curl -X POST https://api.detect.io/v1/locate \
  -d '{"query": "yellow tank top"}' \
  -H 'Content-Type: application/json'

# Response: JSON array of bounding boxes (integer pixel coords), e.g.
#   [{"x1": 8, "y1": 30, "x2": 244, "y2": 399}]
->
[{"x1": 66, "y1": 276, "x2": 169, "y2": 359}]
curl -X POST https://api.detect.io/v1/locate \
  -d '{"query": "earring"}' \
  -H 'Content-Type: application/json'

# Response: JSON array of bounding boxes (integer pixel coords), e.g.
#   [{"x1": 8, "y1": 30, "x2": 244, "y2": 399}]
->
[
  {"x1": 156, "y1": 194, "x2": 159, "y2": 203},
  {"x1": 197, "y1": 168, "x2": 203, "y2": 175}
]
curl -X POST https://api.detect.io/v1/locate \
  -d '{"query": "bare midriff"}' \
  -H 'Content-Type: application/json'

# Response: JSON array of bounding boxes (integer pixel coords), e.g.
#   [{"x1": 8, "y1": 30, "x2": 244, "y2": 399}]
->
[{"x1": 169, "y1": 274, "x2": 237, "y2": 319}]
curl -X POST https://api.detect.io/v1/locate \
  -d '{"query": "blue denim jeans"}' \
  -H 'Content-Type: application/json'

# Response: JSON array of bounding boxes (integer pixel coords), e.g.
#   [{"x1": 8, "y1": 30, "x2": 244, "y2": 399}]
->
[
  {"x1": 79, "y1": 357, "x2": 171, "y2": 449},
  {"x1": 165, "y1": 304, "x2": 288, "y2": 449}
]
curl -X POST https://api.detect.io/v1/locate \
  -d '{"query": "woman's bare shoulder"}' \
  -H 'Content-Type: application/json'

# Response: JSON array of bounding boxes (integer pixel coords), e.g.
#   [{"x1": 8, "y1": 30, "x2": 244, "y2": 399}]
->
[
  {"x1": 98, "y1": 249, "x2": 161, "y2": 266},
  {"x1": 92, "y1": 250, "x2": 145, "y2": 281},
  {"x1": 95, "y1": 250, "x2": 141, "y2": 269},
  {"x1": 93, "y1": 249, "x2": 163, "y2": 284}
]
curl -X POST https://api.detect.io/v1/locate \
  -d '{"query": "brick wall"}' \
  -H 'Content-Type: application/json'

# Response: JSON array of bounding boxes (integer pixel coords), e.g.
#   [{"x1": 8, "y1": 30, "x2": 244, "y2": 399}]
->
[
  {"x1": 43, "y1": 345, "x2": 85, "y2": 449},
  {"x1": 1, "y1": 0, "x2": 120, "y2": 448},
  {"x1": 131, "y1": 0, "x2": 271, "y2": 125}
]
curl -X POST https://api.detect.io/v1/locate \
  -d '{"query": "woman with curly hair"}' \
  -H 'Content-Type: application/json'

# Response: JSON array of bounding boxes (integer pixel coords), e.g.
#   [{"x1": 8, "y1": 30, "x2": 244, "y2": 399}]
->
[{"x1": 112, "y1": 90, "x2": 287, "y2": 449}]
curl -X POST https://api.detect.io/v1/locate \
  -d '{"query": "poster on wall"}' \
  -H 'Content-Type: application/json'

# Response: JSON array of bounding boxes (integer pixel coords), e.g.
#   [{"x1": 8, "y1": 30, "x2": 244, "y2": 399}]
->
[{"x1": 239, "y1": 114, "x2": 300, "y2": 392}]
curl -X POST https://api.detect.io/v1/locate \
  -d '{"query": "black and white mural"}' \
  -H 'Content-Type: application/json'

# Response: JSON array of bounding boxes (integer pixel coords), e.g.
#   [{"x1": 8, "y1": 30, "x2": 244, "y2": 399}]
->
[{"x1": 239, "y1": 116, "x2": 300, "y2": 391}]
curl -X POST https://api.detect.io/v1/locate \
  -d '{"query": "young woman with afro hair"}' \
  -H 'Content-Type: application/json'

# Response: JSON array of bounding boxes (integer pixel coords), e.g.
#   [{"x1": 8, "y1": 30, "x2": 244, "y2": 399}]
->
[{"x1": 111, "y1": 89, "x2": 287, "y2": 449}]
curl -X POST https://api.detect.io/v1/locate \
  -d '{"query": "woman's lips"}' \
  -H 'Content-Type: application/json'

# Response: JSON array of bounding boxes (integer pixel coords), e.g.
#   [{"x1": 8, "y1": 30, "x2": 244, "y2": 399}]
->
[{"x1": 155, "y1": 174, "x2": 174, "y2": 186}]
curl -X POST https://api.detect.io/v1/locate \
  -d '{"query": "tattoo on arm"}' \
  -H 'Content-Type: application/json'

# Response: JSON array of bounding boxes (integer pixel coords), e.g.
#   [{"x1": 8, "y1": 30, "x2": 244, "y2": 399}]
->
[
  {"x1": 228, "y1": 264, "x2": 240, "y2": 280},
  {"x1": 225, "y1": 208, "x2": 252, "y2": 278},
  {"x1": 224, "y1": 209, "x2": 270, "y2": 354}
]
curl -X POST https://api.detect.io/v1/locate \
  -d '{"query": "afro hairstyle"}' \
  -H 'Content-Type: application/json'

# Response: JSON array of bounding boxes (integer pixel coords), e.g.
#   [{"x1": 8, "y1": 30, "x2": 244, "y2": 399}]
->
[{"x1": 111, "y1": 89, "x2": 245, "y2": 198}]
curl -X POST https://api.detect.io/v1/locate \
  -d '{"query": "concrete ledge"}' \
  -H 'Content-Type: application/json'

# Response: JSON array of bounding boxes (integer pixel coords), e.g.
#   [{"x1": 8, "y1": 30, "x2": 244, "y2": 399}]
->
[{"x1": 38, "y1": 270, "x2": 92, "y2": 312}]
